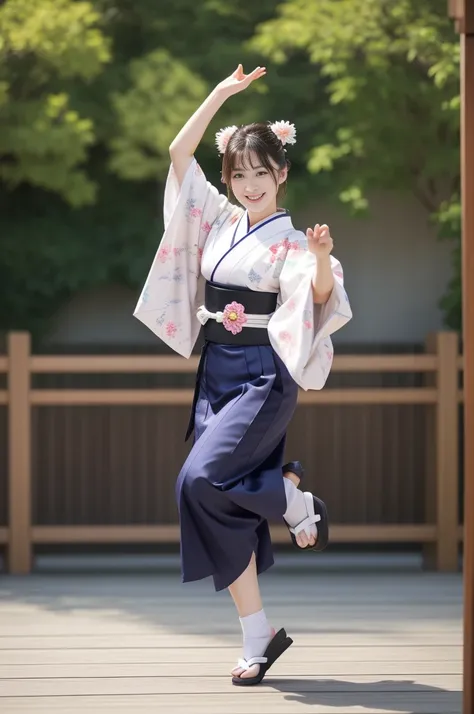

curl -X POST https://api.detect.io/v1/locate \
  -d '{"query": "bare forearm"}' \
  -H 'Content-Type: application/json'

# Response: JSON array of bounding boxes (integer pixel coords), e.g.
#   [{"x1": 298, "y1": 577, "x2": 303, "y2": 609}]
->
[
  {"x1": 168, "y1": 65, "x2": 266, "y2": 185},
  {"x1": 312, "y1": 255, "x2": 334, "y2": 304},
  {"x1": 169, "y1": 88, "x2": 227, "y2": 185}
]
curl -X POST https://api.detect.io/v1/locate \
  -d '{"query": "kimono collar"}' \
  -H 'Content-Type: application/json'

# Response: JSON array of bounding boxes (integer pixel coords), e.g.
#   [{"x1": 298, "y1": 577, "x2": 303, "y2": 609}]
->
[{"x1": 236, "y1": 209, "x2": 293, "y2": 241}]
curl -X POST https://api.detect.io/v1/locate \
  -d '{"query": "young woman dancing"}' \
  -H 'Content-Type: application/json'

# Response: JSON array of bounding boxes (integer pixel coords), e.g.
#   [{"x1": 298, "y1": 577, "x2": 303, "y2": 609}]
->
[{"x1": 135, "y1": 64, "x2": 352, "y2": 685}]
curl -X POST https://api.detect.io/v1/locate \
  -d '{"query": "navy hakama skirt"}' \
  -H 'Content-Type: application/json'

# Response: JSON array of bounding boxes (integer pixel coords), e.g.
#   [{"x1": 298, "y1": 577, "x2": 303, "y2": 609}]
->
[{"x1": 176, "y1": 342, "x2": 299, "y2": 591}]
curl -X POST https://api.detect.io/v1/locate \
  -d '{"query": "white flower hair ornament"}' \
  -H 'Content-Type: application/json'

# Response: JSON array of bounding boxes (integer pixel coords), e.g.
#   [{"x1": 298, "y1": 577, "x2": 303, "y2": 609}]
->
[
  {"x1": 215, "y1": 125, "x2": 238, "y2": 154},
  {"x1": 215, "y1": 120, "x2": 297, "y2": 155},
  {"x1": 270, "y1": 120, "x2": 297, "y2": 146}
]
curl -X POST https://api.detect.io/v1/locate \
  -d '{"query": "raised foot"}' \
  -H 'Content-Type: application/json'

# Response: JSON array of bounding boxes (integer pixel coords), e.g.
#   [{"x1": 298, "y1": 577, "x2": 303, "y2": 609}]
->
[{"x1": 283, "y1": 470, "x2": 317, "y2": 548}]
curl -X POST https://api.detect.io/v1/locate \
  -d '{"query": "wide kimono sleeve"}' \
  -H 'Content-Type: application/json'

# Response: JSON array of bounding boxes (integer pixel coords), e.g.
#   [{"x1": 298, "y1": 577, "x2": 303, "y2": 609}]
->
[
  {"x1": 268, "y1": 240, "x2": 352, "y2": 391},
  {"x1": 133, "y1": 158, "x2": 230, "y2": 357}
]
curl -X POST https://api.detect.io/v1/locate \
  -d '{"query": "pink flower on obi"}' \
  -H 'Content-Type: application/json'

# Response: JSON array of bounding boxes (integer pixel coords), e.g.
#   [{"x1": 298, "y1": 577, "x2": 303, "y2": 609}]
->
[
  {"x1": 222, "y1": 301, "x2": 248, "y2": 335},
  {"x1": 158, "y1": 245, "x2": 171, "y2": 263},
  {"x1": 190, "y1": 207, "x2": 202, "y2": 218},
  {"x1": 165, "y1": 321, "x2": 177, "y2": 338},
  {"x1": 201, "y1": 221, "x2": 212, "y2": 234}
]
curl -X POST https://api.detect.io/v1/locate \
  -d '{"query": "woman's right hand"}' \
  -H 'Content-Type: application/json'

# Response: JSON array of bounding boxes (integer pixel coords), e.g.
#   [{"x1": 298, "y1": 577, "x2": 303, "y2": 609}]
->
[{"x1": 216, "y1": 64, "x2": 266, "y2": 97}]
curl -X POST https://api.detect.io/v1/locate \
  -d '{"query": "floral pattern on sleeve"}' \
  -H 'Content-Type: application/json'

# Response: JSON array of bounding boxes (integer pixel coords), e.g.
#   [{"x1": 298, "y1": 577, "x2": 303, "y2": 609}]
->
[
  {"x1": 134, "y1": 158, "x2": 231, "y2": 357},
  {"x1": 267, "y1": 237, "x2": 352, "y2": 391}
]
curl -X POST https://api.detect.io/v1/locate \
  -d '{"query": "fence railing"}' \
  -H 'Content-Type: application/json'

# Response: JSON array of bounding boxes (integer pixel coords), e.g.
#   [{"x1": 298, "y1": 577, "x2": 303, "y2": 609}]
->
[{"x1": 0, "y1": 331, "x2": 463, "y2": 574}]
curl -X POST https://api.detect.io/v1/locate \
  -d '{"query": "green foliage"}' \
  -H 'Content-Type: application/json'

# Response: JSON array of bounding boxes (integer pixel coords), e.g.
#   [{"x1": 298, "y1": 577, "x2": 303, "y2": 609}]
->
[
  {"x1": 434, "y1": 197, "x2": 462, "y2": 330},
  {"x1": 1, "y1": 0, "x2": 329, "y2": 338},
  {"x1": 109, "y1": 50, "x2": 208, "y2": 180},
  {"x1": 0, "y1": 0, "x2": 463, "y2": 336},
  {"x1": 0, "y1": 178, "x2": 157, "y2": 336},
  {"x1": 252, "y1": 0, "x2": 461, "y2": 327},
  {"x1": 0, "y1": 0, "x2": 111, "y2": 204}
]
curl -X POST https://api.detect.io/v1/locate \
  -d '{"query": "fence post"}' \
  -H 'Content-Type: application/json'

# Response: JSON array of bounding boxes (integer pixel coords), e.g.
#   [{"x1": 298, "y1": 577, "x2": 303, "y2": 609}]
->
[
  {"x1": 7, "y1": 332, "x2": 32, "y2": 574},
  {"x1": 423, "y1": 331, "x2": 459, "y2": 571}
]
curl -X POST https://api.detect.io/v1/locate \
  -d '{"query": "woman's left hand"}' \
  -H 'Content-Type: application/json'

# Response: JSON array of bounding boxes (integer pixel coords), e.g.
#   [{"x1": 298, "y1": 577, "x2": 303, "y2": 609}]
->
[{"x1": 306, "y1": 223, "x2": 333, "y2": 258}]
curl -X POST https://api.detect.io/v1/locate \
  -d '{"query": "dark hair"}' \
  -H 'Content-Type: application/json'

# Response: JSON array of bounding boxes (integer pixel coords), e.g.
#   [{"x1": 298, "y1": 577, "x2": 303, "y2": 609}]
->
[{"x1": 221, "y1": 122, "x2": 291, "y2": 201}]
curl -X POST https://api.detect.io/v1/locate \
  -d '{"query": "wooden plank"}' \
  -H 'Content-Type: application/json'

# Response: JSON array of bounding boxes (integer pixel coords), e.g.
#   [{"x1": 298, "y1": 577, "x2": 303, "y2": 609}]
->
[
  {"x1": 30, "y1": 388, "x2": 439, "y2": 406},
  {"x1": 0, "y1": 673, "x2": 462, "y2": 697},
  {"x1": 31, "y1": 525, "x2": 183, "y2": 543},
  {"x1": 332, "y1": 354, "x2": 438, "y2": 372},
  {"x1": 0, "y1": 391, "x2": 8, "y2": 405},
  {"x1": 0, "y1": 646, "x2": 462, "y2": 666},
  {"x1": 0, "y1": 527, "x2": 8, "y2": 543},
  {"x1": 461, "y1": 22, "x2": 474, "y2": 714},
  {"x1": 31, "y1": 524, "x2": 439, "y2": 544},
  {"x1": 30, "y1": 354, "x2": 439, "y2": 374},
  {"x1": 0, "y1": 659, "x2": 463, "y2": 678},
  {"x1": 0, "y1": 632, "x2": 462, "y2": 650},
  {"x1": 297, "y1": 389, "x2": 438, "y2": 404},
  {"x1": 30, "y1": 389, "x2": 196, "y2": 405},
  {"x1": 0, "y1": 693, "x2": 462, "y2": 714},
  {"x1": 0, "y1": 616, "x2": 460, "y2": 635},
  {"x1": 434, "y1": 332, "x2": 460, "y2": 571},
  {"x1": 423, "y1": 333, "x2": 437, "y2": 570},
  {"x1": 7, "y1": 333, "x2": 31, "y2": 574},
  {"x1": 30, "y1": 355, "x2": 201, "y2": 374},
  {"x1": 0, "y1": 570, "x2": 462, "y2": 712},
  {"x1": 0, "y1": 356, "x2": 8, "y2": 373}
]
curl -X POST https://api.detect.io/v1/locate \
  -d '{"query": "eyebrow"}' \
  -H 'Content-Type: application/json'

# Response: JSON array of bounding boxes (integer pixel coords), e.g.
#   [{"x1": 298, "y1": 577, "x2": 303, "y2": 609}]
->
[{"x1": 232, "y1": 166, "x2": 266, "y2": 172}]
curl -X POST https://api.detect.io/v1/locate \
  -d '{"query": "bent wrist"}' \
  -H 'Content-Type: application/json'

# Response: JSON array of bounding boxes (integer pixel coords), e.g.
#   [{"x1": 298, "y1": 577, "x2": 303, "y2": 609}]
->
[{"x1": 212, "y1": 85, "x2": 232, "y2": 102}]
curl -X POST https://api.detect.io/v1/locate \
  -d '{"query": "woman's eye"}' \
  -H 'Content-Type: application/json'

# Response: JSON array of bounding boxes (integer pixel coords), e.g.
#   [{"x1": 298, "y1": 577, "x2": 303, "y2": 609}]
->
[
  {"x1": 232, "y1": 173, "x2": 243, "y2": 179},
  {"x1": 257, "y1": 171, "x2": 268, "y2": 177}
]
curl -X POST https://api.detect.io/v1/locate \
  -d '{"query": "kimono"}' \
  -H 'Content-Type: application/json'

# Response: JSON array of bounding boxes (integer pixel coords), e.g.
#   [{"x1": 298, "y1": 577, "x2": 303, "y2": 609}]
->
[{"x1": 134, "y1": 158, "x2": 352, "y2": 591}]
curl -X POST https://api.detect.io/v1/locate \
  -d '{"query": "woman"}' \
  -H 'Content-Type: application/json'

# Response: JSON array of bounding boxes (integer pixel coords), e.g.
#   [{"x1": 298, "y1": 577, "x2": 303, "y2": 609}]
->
[{"x1": 134, "y1": 64, "x2": 352, "y2": 685}]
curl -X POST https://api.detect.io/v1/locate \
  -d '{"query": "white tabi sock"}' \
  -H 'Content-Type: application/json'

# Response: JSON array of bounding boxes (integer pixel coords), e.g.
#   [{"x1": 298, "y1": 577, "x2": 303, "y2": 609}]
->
[
  {"x1": 239, "y1": 609, "x2": 273, "y2": 662},
  {"x1": 283, "y1": 477, "x2": 317, "y2": 538}
]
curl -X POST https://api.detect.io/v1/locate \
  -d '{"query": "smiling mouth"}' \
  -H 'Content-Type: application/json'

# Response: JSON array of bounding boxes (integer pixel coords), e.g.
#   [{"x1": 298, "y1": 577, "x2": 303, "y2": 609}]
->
[{"x1": 246, "y1": 193, "x2": 265, "y2": 202}]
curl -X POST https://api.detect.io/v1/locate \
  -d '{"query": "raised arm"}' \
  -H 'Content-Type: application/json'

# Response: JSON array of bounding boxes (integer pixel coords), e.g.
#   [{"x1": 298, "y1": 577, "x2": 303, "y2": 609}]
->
[{"x1": 169, "y1": 64, "x2": 266, "y2": 186}]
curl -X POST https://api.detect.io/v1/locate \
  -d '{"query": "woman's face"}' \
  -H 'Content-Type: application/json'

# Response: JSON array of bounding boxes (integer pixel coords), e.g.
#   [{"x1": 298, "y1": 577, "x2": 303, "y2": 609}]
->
[{"x1": 229, "y1": 151, "x2": 287, "y2": 221}]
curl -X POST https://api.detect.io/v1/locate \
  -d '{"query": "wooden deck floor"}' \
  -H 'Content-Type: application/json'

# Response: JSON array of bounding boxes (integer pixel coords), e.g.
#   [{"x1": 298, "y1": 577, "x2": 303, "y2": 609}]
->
[{"x1": 0, "y1": 560, "x2": 463, "y2": 713}]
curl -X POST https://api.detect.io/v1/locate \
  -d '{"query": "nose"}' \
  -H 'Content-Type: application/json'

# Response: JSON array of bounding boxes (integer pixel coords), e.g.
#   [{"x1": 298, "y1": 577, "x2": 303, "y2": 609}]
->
[{"x1": 245, "y1": 183, "x2": 258, "y2": 194}]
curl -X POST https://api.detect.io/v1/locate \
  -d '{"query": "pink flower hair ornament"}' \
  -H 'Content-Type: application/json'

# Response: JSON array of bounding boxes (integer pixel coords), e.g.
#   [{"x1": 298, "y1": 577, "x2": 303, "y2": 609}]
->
[
  {"x1": 215, "y1": 120, "x2": 297, "y2": 155},
  {"x1": 215, "y1": 125, "x2": 238, "y2": 154},
  {"x1": 270, "y1": 120, "x2": 297, "y2": 146}
]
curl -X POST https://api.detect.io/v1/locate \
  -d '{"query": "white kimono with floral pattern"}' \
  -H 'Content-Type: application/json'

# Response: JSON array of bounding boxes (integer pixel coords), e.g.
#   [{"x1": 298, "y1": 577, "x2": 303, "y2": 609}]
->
[{"x1": 134, "y1": 158, "x2": 352, "y2": 390}]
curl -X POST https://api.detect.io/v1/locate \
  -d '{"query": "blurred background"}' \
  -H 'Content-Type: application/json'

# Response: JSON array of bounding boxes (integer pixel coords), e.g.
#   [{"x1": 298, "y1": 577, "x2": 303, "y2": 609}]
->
[{"x1": 0, "y1": 0, "x2": 463, "y2": 572}]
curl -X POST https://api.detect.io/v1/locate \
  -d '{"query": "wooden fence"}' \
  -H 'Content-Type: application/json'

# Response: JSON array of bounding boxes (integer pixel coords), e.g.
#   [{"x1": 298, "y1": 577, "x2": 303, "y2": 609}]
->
[{"x1": 0, "y1": 331, "x2": 464, "y2": 574}]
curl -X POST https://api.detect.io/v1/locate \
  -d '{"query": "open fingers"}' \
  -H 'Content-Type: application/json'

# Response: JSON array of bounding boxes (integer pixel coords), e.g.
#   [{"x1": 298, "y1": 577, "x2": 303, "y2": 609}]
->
[
  {"x1": 308, "y1": 224, "x2": 330, "y2": 240},
  {"x1": 247, "y1": 66, "x2": 266, "y2": 82},
  {"x1": 307, "y1": 224, "x2": 320, "y2": 239}
]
